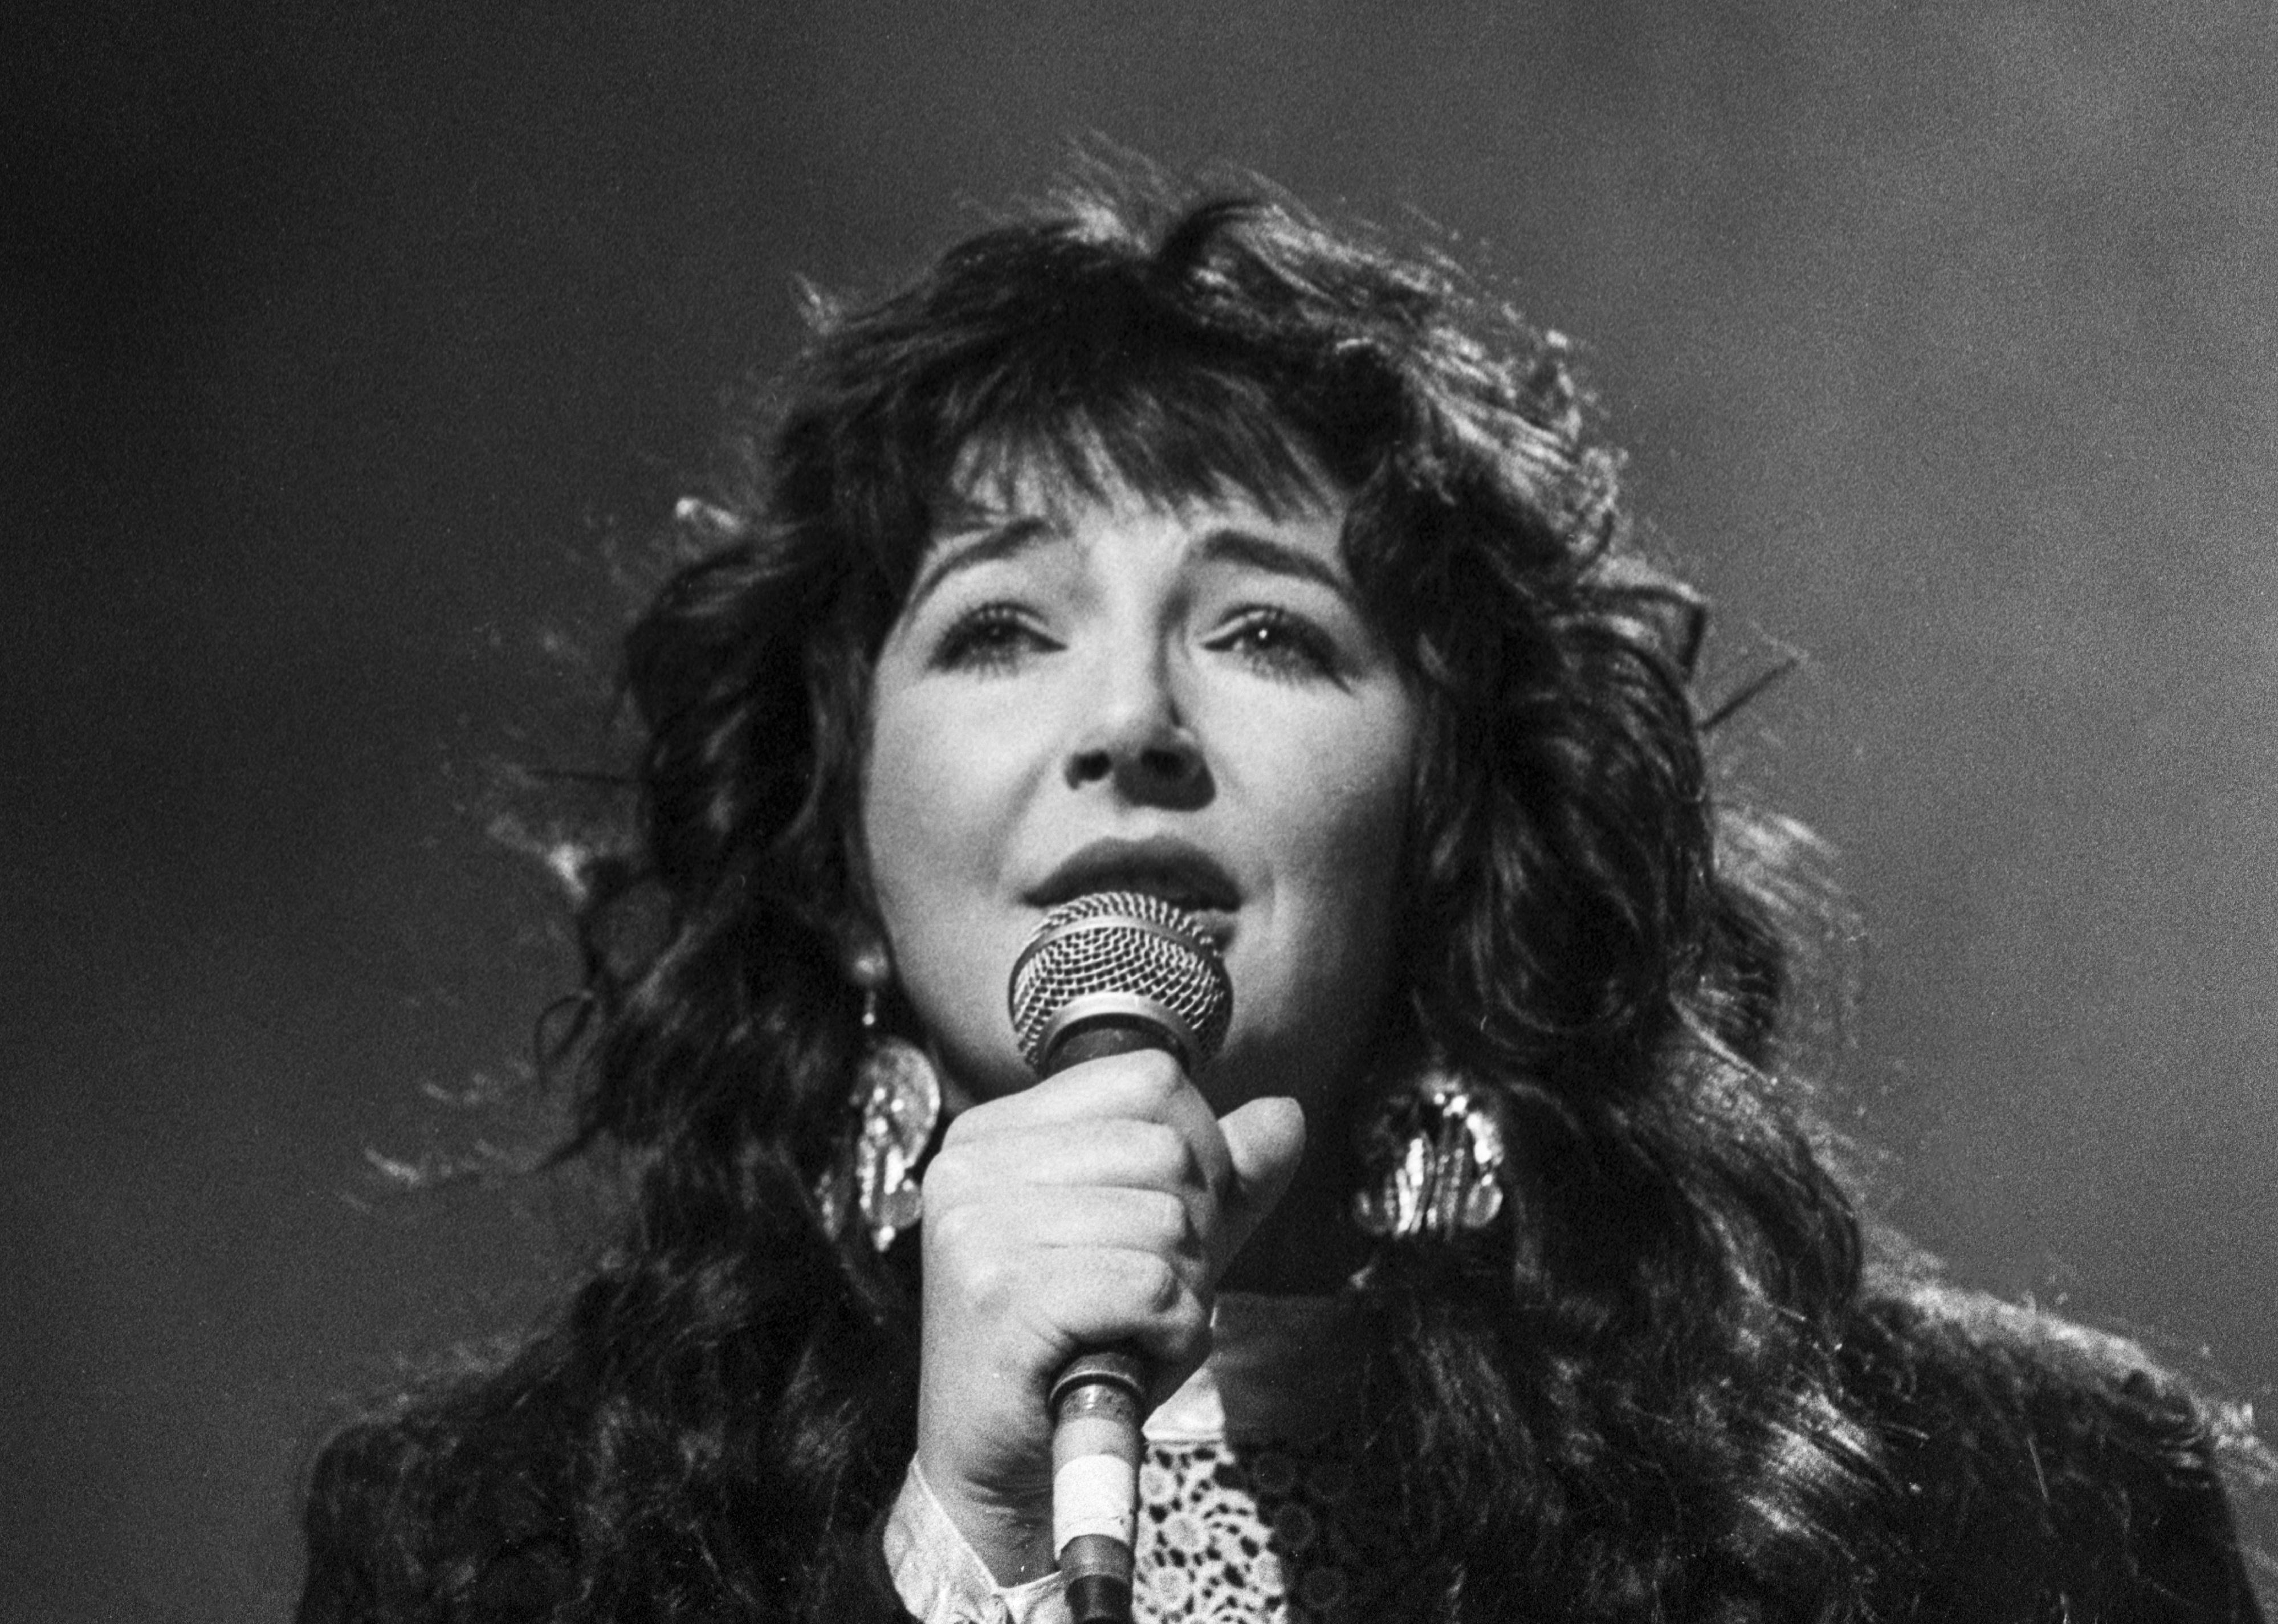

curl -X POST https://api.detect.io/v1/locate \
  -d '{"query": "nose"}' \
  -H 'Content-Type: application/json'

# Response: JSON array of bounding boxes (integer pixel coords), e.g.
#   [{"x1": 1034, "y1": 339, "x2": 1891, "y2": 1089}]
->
[{"x1": 1063, "y1": 648, "x2": 1211, "y2": 808}]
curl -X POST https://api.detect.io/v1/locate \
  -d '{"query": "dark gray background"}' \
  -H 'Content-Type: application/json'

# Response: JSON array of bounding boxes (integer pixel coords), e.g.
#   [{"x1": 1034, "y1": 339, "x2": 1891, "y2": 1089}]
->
[{"x1": 5, "y1": 2, "x2": 2272, "y2": 1617}]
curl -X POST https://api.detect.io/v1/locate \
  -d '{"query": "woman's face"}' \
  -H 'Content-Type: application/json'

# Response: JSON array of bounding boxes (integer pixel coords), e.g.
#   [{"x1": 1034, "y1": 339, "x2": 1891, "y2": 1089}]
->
[{"x1": 860, "y1": 463, "x2": 1421, "y2": 1127}]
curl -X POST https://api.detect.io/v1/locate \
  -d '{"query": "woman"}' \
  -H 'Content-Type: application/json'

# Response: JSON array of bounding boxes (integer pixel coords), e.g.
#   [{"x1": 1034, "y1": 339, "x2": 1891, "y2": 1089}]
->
[{"x1": 300, "y1": 176, "x2": 2266, "y2": 1622}]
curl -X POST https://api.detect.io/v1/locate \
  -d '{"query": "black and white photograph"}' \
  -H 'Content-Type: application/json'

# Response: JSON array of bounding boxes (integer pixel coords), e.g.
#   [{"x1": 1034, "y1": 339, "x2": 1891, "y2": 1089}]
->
[{"x1": 6, "y1": 5, "x2": 2274, "y2": 1618}]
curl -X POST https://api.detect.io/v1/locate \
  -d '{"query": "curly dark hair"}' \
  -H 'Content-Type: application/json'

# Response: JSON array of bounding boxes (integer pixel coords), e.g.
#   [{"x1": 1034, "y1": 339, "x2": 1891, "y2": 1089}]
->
[{"x1": 300, "y1": 174, "x2": 1889, "y2": 1622}]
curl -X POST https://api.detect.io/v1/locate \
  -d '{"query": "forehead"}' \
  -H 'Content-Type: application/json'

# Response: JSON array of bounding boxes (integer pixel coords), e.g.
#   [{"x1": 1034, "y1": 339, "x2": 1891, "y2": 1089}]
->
[
  {"x1": 932, "y1": 439, "x2": 1342, "y2": 548},
  {"x1": 891, "y1": 454, "x2": 1357, "y2": 636},
  {"x1": 924, "y1": 466, "x2": 1348, "y2": 597},
  {"x1": 949, "y1": 410, "x2": 1336, "y2": 516}
]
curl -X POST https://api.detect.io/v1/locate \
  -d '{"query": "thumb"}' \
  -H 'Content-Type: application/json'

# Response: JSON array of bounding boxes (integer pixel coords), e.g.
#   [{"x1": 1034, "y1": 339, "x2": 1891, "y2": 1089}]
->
[{"x1": 1214, "y1": 1096, "x2": 1306, "y2": 1264}]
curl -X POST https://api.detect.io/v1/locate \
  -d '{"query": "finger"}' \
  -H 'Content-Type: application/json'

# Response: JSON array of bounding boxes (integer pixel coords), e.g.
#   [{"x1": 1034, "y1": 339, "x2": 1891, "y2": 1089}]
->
[
  {"x1": 1154, "y1": 1072, "x2": 1236, "y2": 1204},
  {"x1": 1213, "y1": 1096, "x2": 1307, "y2": 1264},
  {"x1": 1019, "y1": 1247, "x2": 1213, "y2": 1377},
  {"x1": 927, "y1": 1117, "x2": 1204, "y2": 1199},
  {"x1": 938, "y1": 1055, "x2": 1236, "y2": 1214},
  {"x1": 949, "y1": 1048, "x2": 1189, "y2": 1138},
  {"x1": 1058, "y1": 1083, "x2": 1233, "y2": 1246},
  {"x1": 962, "y1": 1185, "x2": 1205, "y2": 1273}
]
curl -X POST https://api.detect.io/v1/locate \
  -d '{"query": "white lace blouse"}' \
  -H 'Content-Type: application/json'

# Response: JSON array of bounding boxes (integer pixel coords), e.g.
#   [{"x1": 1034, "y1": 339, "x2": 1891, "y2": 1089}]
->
[{"x1": 883, "y1": 1292, "x2": 1409, "y2": 1623}]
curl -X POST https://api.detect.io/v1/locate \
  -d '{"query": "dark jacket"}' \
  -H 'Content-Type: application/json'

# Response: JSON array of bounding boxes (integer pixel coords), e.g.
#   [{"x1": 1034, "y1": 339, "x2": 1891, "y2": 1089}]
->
[
  {"x1": 1841, "y1": 1286, "x2": 2265, "y2": 1623},
  {"x1": 299, "y1": 1284, "x2": 2268, "y2": 1623}
]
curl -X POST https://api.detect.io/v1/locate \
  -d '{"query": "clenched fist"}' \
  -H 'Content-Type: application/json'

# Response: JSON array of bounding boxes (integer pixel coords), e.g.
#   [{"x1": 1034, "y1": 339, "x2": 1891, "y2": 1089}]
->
[{"x1": 912, "y1": 1049, "x2": 1305, "y2": 1583}]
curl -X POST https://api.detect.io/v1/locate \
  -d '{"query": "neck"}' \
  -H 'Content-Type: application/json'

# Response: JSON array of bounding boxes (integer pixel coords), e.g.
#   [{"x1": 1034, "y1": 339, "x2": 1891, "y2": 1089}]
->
[{"x1": 1218, "y1": 1142, "x2": 1370, "y2": 1295}]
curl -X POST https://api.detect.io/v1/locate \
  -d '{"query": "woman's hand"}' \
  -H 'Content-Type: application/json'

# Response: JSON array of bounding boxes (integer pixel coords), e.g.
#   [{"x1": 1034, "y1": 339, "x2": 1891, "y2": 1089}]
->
[{"x1": 913, "y1": 1051, "x2": 1305, "y2": 1585}]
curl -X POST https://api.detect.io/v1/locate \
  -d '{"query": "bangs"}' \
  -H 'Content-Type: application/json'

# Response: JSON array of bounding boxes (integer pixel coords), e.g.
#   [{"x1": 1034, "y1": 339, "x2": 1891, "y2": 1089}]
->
[
  {"x1": 882, "y1": 360, "x2": 1351, "y2": 606},
  {"x1": 943, "y1": 368, "x2": 1335, "y2": 524},
  {"x1": 811, "y1": 216, "x2": 1382, "y2": 598}
]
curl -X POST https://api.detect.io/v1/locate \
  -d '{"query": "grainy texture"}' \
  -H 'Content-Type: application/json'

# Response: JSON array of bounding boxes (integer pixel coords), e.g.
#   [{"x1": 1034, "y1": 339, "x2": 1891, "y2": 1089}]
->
[{"x1": 5, "y1": 3, "x2": 2273, "y2": 1615}]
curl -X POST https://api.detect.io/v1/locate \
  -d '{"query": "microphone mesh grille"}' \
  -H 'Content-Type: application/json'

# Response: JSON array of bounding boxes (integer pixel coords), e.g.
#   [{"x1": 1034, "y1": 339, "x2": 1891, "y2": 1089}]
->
[{"x1": 1008, "y1": 892, "x2": 1233, "y2": 1072}]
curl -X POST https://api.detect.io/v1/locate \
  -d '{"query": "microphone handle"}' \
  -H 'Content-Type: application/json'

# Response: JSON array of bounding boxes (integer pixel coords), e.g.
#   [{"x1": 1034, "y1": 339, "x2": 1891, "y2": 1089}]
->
[{"x1": 1040, "y1": 1018, "x2": 1176, "y2": 1624}]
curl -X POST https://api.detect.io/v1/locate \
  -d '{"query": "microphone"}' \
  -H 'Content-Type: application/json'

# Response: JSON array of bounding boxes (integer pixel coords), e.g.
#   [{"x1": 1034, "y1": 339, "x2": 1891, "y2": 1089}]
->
[{"x1": 1008, "y1": 892, "x2": 1233, "y2": 1624}]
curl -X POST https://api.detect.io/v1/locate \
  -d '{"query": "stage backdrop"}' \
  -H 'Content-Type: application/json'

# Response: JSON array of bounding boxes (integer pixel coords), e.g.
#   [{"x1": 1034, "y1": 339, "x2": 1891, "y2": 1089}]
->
[{"x1": 5, "y1": 2, "x2": 2273, "y2": 1615}]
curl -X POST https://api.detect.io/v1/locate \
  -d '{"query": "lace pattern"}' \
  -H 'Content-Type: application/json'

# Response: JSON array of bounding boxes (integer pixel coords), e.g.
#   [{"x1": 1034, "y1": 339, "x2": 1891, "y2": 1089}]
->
[
  {"x1": 1134, "y1": 1435, "x2": 1408, "y2": 1623},
  {"x1": 885, "y1": 1294, "x2": 1419, "y2": 1623}
]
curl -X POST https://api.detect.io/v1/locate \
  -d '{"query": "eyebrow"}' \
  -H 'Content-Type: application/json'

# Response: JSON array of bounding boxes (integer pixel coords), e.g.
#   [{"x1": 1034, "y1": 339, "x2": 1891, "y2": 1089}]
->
[
  {"x1": 903, "y1": 516, "x2": 1061, "y2": 619},
  {"x1": 1189, "y1": 527, "x2": 1356, "y2": 606},
  {"x1": 900, "y1": 516, "x2": 1359, "y2": 619}
]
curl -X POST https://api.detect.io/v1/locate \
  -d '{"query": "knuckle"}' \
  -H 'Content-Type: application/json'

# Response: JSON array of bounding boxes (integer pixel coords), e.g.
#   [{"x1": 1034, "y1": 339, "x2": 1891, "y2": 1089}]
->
[
  {"x1": 924, "y1": 1198, "x2": 985, "y2": 1255},
  {"x1": 1143, "y1": 1286, "x2": 1211, "y2": 1372},
  {"x1": 1140, "y1": 1190, "x2": 1196, "y2": 1256},
  {"x1": 938, "y1": 1105, "x2": 989, "y2": 1150},
  {"x1": 1128, "y1": 1049, "x2": 1185, "y2": 1105},
  {"x1": 961, "y1": 1252, "x2": 1015, "y2": 1316},
  {"x1": 1134, "y1": 1253, "x2": 1183, "y2": 1316},
  {"x1": 922, "y1": 1140, "x2": 977, "y2": 1194},
  {"x1": 919, "y1": 1165, "x2": 963, "y2": 1213},
  {"x1": 1129, "y1": 1121, "x2": 1192, "y2": 1186},
  {"x1": 1167, "y1": 1292, "x2": 1209, "y2": 1350}
]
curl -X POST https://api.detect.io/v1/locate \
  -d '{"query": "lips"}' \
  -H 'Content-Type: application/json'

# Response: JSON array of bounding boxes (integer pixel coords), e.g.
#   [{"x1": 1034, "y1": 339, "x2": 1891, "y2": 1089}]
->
[{"x1": 1028, "y1": 837, "x2": 1242, "y2": 917}]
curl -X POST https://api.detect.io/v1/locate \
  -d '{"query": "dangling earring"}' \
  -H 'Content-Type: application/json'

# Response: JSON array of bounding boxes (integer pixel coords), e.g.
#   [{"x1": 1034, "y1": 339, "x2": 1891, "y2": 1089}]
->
[
  {"x1": 1351, "y1": 1068, "x2": 1508, "y2": 1242},
  {"x1": 846, "y1": 944, "x2": 941, "y2": 1252}
]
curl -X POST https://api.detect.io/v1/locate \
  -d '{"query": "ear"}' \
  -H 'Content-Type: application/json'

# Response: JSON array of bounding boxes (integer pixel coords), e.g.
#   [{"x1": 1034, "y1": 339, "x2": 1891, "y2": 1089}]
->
[
  {"x1": 829, "y1": 823, "x2": 891, "y2": 993},
  {"x1": 840, "y1": 929, "x2": 892, "y2": 994},
  {"x1": 836, "y1": 814, "x2": 894, "y2": 968}
]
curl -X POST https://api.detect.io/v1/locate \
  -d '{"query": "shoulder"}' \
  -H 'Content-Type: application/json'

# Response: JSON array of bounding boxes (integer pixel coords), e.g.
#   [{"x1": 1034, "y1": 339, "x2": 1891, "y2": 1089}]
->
[
  {"x1": 1841, "y1": 1279, "x2": 2267, "y2": 1623},
  {"x1": 298, "y1": 1378, "x2": 580, "y2": 1624},
  {"x1": 297, "y1": 1320, "x2": 919, "y2": 1624}
]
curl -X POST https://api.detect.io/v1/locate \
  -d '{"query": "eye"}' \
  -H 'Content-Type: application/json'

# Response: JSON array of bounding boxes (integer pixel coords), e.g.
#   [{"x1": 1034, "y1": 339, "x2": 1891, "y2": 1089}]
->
[
  {"x1": 932, "y1": 602, "x2": 1057, "y2": 672},
  {"x1": 1210, "y1": 607, "x2": 1339, "y2": 680}
]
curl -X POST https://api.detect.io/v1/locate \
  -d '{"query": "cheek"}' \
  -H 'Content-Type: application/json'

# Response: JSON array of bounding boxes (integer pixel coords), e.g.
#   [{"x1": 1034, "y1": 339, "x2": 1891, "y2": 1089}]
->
[
  {"x1": 858, "y1": 689, "x2": 1045, "y2": 1092},
  {"x1": 863, "y1": 703, "x2": 995, "y2": 948},
  {"x1": 861, "y1": 707, "x2": 946, "y2": 878},
  {"x1": 1283, "y1": 699, "x2": 1417, "y2": 888},
  {"x1": 866, "y1": 672, "x2": 1024, "y2": 840},
  {"x1": 1250, "y1": 695, "x2": 1419, "y2": 986},
  {"x1": 1307, "y1": 771, "x2": 1414, "y2": 954}
]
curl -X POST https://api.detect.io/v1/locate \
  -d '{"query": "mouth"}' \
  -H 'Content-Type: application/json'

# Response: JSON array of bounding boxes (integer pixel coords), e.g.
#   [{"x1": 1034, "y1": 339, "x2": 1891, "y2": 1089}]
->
[{"x1": 1027, "y1": 837, "x2": 1242, "y2": 923}]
